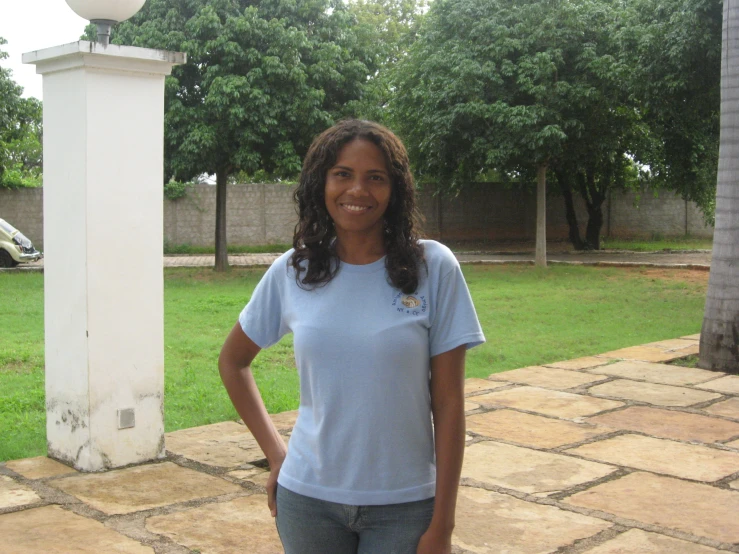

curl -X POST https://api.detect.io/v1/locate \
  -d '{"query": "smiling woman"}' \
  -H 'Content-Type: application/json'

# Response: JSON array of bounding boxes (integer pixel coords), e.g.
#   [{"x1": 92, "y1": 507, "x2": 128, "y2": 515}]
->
[{"x1": 217, "y1": 119, "x2": 485, "y2": 554}]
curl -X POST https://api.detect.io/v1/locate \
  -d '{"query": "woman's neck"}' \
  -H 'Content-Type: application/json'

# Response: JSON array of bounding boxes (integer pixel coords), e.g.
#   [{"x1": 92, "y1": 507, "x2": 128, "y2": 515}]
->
[{"x1": 334, "y1": 233, "x2": 385, "y2": 265}]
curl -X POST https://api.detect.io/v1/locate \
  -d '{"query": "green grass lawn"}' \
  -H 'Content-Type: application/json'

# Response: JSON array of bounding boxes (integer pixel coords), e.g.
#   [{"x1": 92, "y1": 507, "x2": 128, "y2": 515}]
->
[
  {"x1": 0, "y1": 265, "x2": 707, "y2": 462},
  {"x1": 599, "y1": 236, "x2": 713, "y2": 251}
]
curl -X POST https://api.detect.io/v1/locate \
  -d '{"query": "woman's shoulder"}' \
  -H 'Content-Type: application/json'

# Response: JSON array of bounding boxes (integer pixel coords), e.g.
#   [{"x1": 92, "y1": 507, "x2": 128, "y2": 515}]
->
[
  {"x1": 419, "y1": 239, "x2": 458, "y2": 270},
  {"x1": 263, "y1": 248, "x2": 297, "y2": 278}
]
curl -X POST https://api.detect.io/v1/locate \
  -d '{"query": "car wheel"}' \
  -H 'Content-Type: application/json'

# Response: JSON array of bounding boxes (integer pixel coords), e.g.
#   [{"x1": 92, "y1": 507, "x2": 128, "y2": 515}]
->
[{"x1": 0, "y1": 249, "x2": 18, "y2": 268}]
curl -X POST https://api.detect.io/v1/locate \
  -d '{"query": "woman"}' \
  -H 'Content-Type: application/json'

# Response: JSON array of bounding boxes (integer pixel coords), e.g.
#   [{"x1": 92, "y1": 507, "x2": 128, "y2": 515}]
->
[{"x1": 219, "y1": 120, "x2": 485, "y2": 553}]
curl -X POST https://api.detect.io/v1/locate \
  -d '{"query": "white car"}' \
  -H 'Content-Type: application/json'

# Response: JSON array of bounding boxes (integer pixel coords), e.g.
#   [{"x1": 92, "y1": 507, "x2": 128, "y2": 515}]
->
[{"x1": 0, "y1": 218, "x2": 42, "y2": 267}]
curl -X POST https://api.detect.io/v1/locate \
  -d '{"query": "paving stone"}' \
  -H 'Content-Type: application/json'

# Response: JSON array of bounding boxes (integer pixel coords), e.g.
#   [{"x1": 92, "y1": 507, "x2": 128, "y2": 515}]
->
[
  {"x1": 588, "y1": 406, "x2": 739, "y2": 443},
  {"x1": 4, "y1": 457, "x2": 77, "y2": 480},
  {"x1": 166, "y1": 421, "x2": 265, "y2": 468},
  {"x1": 464, "y1": 400, "x2": 480, "y2": 411},
  {"x1": 703, "y1": 397, "x2": 739, "y2": 419},
  {"x1": 452, "y1": 486, "x2": 611, "y2": 554},
  {"x1": 462, "y1": 441, "x2": 616, "y2": 494},
  {"x1": 598, "y1": 346, "x2": 694, "y2": 363},
  {"x1": 0, "y1": 475, "x2": 40, "y2": 509},
  {"x1": 729, "y1": 478, "x2": 739, "y2": 490},
  {"x1": 696, "y1": 375, "x2": 739, "y2": 395},
  {"x1": 565, "y1": 472, "x2": 739, "y2": 543},
  {"x1": 490, "y1": 366, "x2": 608, "y2": 390},
  {"x1": 467, "y1": 410, "x2": 606, "y2": 448},
  {"x1": 228, "y1": 468, "x2": 270, "y2": 488},
  {"x1": 473, "y1": 386, "x2": 623, "y2": 419},
  {"x1": 238, "y1": 410, "x2": 298, "y2": 431},
  {"x1": 586, "y1": 360, "x2": 720, "y2": 386},
  {"x1": 648, "y1": 338, "x2": 702, "y2": 351},
  {"x1": 0, "y1": 505, "x2": 153, "y2": 553},
  {"x1": 50, "y1": 461, "x2": 241, "y2": 515},
  {"x1": 544, "y1": 357, "x2": 611, "y2": 370},
  {"x1": 269, "y1": 410, "x2": 298, "y2": 431},
  {"x1": 588, "y1": 379, "x2": 720, "y2": 407},
  {"x1": 146, "y1": 494, "x2": 281, "y2": 554},
  {"x1": 584, "y1": 528, "x2": 723, "y2": 553},
  {"x1": 681, "y1": 334, "x2": 701, "y2": 341},
  {"x1": 727, "y1": 439, "x2": 739, "y2": 449},
  {"x1": 567, "y1": 434, "x2": 739, "y2": 481},
  {"x1": 464, "y1": 378, "x2": 508, "y2": 396}
]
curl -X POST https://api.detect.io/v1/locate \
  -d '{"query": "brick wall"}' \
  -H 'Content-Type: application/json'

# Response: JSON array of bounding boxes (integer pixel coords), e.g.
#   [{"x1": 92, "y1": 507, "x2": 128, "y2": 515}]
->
[{"x1": 0, "y1": 183, "x2": 713, "y2": 251}]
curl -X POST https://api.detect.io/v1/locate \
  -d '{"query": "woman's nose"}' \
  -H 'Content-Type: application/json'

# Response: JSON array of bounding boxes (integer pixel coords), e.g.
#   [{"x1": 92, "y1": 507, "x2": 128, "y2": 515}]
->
[{"x1": 347, "y1": 176, "x2": 369, "y2": 195}]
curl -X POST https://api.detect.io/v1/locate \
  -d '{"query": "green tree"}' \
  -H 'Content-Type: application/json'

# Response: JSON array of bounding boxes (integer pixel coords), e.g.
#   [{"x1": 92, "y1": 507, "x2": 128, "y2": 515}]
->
[
  {"x1": 389, "y1": 0, "x2": 638, "y2": 255},
  {"x1": 346, "y1": 0, "x2": 428, "y2": 121},
  {"x1": 100, "y1": 0, "x2": 376, "y2": 270},
  {"x1": 0, "y1": 38, "x2": 43, "y2": 189},
  {"x1": 617, "y1": 0, "x2": 722, "y2": 223},
  {"x1": 700, "y1": 0, "x2": 739, "y2": 373}
]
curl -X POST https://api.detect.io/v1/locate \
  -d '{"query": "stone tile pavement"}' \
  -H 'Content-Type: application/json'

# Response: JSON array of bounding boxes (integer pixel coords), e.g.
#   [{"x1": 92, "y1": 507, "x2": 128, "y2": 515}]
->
[{"x1": 2, "y1": 334, "x2": 739, "y2": 553}]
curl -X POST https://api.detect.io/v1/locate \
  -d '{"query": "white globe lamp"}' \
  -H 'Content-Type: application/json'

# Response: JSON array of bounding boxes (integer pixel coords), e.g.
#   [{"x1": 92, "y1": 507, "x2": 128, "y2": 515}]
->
[{"x1": 65, "y1": 0, "x2": 147, "y2": 46}]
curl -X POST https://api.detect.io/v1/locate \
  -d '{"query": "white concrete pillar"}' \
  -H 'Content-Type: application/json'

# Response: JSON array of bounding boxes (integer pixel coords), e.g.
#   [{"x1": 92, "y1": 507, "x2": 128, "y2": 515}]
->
[{"x1": 23, "y1": 41, "x2": 185, "y2": 471}]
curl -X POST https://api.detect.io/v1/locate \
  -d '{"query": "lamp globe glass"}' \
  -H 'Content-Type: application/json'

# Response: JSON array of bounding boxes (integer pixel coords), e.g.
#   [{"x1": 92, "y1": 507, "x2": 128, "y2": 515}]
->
[{"x1": 64, "y1": 0, "x2": 146, "y2": 23}]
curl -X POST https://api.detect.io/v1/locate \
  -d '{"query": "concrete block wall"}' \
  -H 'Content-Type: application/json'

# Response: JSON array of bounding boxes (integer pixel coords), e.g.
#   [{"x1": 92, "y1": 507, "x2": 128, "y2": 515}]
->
[
  {"x1": 0, "y1": 182, "x2": 712, "y2": 251},
  {"x1": 608, "y1": 189, "x2": 713, "y2": 239},
  {"x1": 422, "y1": 184, "x2": 595, "y2": 242},
  {"x1": 0, "y1": 187, "x2": 44, "y2": 247},
  {"x1": 163, "y1": 184, "x2": 297, "y2": 247}
]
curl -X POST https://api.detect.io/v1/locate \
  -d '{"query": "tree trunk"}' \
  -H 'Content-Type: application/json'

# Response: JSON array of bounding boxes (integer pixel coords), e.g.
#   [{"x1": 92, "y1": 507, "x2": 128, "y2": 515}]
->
[
  {"x1": 555, "y1": 169, "x2": 585, "y2": 250},
  {"x1": 535, "y1": 163, "x2": 547, "y2": 268},
  {"x1": 584, "y1": 204, "x2": 604, "y2": 250},
  {"x1": 578, "y1": 170, "x2": 606, "y2": 251},
  {"x1": 214, "y1": 169, "x2": 229, "y2": 272},
  {"x1": 700, "y1": 0, "x2": 739, "y2": 373}
]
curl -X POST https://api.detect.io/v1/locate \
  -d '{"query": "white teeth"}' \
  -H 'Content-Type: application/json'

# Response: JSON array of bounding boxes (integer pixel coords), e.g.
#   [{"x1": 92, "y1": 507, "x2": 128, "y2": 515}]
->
[{"x1": 343, "y1": 204, "x2": 369, "y2": 212}]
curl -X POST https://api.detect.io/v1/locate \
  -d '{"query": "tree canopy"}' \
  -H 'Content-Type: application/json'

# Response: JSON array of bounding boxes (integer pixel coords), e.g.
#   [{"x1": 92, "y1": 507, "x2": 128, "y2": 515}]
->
[
  {"x1": 389, "y1": 0, "x2": 641, "y2": 250},
  {"x1": 346, "y1": 0, "x2": 428, "y2": 121},
  {"x1": 617, "y1": 0, "x2": 721, "y2": 223},
  {"x1": 110, "y1": 0, "x2": 377, "y2": 182},
  {"x1": 101, "y1": 0, "x2": 379, "y2": 268},
  {"x1": 0, "y1": 37, "x2": 42, "y2": 189}
]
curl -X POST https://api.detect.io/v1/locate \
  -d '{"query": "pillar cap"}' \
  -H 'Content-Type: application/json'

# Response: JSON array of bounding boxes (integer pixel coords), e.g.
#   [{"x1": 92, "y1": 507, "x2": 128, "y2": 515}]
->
[{"x1": 22, "y1": 41, "x2": 186, "y2": 76}]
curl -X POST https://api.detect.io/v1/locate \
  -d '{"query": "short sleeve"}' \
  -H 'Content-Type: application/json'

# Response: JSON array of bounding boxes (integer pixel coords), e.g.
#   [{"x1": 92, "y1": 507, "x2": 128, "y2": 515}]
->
[
  {"x1": 238, "y1": 255, "x2": 291, "y2": 348},
  {"x1": 429, "y1": 263, "x2": 486, "y2": 357}
]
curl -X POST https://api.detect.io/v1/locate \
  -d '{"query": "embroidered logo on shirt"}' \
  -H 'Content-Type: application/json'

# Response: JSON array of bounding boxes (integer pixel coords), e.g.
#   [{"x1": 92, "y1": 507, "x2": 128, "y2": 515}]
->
[
  {"x1": 401, "y1": 295, "x2": 420, "y2": 308},
  {"x1": 392, "y1": 292, "x2": 427, "y2": 315}
]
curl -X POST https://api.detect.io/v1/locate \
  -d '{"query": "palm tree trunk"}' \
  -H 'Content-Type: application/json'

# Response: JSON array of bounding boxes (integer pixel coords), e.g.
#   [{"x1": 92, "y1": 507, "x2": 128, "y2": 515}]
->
[
  {"x1": 535, "y1": 163, "x2": 547, "y2": 268},
  {"x1": 214, "y1": 169, "x2": 229, "y2": 272},
  {"x1": 699, "y1": 0, "x2": 739, "y2": 373}
]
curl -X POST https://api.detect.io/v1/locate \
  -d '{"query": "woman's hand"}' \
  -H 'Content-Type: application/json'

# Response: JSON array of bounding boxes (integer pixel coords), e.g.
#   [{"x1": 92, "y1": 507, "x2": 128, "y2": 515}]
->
[
  {"x1": 266, "y1": 456, "x2": 285, "y2": 517},
  {"x1": 416, "y1": 525, "x2": 452, "y2": 554}
]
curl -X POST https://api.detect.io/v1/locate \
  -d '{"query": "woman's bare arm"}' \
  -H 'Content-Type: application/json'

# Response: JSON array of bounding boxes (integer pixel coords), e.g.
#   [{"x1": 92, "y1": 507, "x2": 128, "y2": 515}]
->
[
  {"x1": 417, "y1": 344, "x2": 467, "y2": 554},
  {"x1": 219, "y1": 322, "x2": 287, "y2": 515}
]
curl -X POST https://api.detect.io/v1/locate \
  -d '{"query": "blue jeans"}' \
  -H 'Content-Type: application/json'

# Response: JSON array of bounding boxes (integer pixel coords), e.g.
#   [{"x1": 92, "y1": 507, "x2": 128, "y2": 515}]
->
[{"x1": 275, "y1": 485, "x2": 435, "y2": 553}]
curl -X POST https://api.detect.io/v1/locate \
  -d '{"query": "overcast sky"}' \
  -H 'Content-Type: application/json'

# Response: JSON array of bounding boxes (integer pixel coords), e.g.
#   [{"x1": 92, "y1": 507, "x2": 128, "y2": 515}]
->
[{"x1": 1, "y1": 1, "x2": 89, "y2": 100}]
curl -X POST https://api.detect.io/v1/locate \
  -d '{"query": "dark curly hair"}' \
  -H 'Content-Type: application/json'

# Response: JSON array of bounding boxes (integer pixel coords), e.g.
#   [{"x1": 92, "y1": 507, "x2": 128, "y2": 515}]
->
[{"x1": 291, "y1": 119, "x2": 424, "y2": 294}]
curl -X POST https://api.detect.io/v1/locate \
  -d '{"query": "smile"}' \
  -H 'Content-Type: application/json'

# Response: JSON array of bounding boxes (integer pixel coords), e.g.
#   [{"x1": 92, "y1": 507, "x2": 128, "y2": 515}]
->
[{"x1": 341, "y1": 204, "x2": 372, "y2": 213}]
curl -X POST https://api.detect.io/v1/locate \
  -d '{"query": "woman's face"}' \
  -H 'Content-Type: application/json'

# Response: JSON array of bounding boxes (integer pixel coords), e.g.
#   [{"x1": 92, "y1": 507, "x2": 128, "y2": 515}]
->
[{"x1": 324, "y1": 138, "x2": 392, "y2": 243}]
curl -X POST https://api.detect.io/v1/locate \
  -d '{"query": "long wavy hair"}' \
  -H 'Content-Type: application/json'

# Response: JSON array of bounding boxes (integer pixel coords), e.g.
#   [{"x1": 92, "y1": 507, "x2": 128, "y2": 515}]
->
[{"x1": 291, "y1": 119, "x2": 424, "y2": 294}]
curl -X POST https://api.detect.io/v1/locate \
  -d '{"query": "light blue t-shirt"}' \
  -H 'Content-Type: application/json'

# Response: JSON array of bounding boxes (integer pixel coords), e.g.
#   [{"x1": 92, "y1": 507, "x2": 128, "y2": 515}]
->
[{"x1": 239, "y1": 239, "x2": 485, "y2": 505}]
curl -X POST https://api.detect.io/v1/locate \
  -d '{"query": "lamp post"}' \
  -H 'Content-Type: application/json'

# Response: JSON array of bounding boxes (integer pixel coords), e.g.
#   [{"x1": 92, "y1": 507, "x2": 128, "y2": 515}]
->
[
  {"x1": 65, "y1": 0, "x2": 146, "y2": 45},
  {"x1": 23, "y1": 2, "x2": 185, "y2": 471}
]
